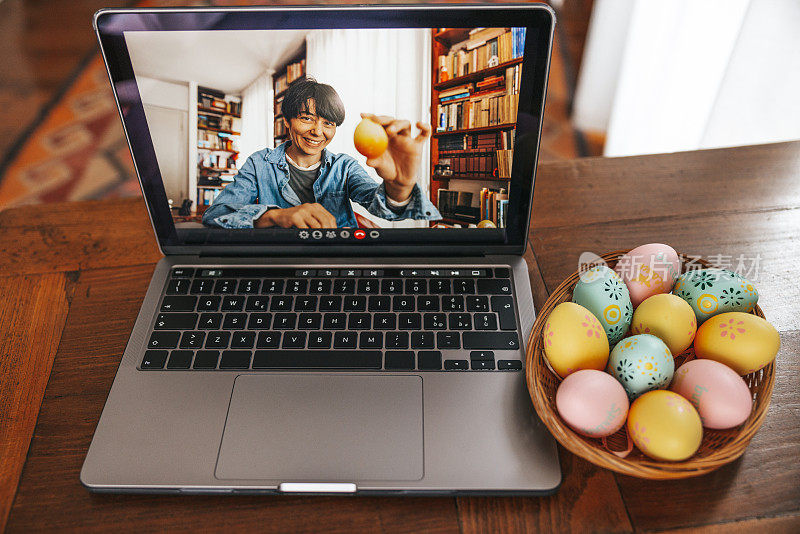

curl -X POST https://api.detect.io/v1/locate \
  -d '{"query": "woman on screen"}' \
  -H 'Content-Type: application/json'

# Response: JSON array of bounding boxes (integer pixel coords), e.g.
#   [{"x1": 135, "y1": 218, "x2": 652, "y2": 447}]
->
[{"x1": 202, "y1": 77, "x2": 441, "y2": 229}]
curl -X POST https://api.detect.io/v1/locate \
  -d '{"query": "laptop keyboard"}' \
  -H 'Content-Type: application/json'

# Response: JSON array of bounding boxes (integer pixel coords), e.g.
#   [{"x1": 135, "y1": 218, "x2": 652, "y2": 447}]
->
[{"x1": 141, "y1": 266, "x2": 523, "y2": 372}]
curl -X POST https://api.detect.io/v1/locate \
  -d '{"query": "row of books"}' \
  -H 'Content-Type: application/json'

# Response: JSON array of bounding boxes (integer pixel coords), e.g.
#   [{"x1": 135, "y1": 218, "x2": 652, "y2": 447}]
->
[
  {"x1": 198, "y1": 94, "x2": 242, "y2": 116},
  {"x1": 198, "y1": 130, "x2": 237, "y2": 152},
  {"x1": 197, "y1": 187, "x2": 224, "y2": 206},
  {"x1": 480, "y1": 187, "x2": 509, "y2": 228},
  {"x1": 197, "y1": 152, "x2": 237, "y2": 170},
  {"x1": 436, "y1": 152, "x2": 496, "y2": 179},
  {"x1": 437, "y1": 93, "x2": 519, "y2": 131},
  {"x1": 438, "y1": 131, "x2": 513, "y2": 151},
  {"x1": 274, "y1": 59, "x2": 306, "y2": 94},
  {"x1": 437, "y1": 27, "x2": 526, "y2": 82},
  {"x1": 496, "y1": 149, "x2": 513, "y2": 180}
]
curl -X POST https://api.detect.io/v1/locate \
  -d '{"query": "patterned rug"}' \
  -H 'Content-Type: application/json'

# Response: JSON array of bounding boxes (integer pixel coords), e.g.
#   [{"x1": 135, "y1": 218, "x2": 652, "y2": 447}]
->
[{"x1": 0, "y1": 1, "x2": 580, "y2": 212}]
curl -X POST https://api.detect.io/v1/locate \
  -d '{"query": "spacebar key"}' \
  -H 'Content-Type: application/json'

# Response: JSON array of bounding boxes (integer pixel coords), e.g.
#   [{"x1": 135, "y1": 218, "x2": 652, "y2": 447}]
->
[
  {"x1": 252, "y1": 350, "x2": 382, "y2": 369},
  {"x1": 463, "y1": 332, "x2": 520, "y2": 350}
]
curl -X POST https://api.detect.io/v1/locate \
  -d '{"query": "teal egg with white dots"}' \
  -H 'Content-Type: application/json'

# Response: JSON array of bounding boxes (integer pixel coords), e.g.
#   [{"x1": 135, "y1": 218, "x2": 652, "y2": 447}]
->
[
  {"x1": 672, "y1": 269, "x2": 758, "y2": 325},
  {"x1": 572, "y1": 265, "x2": 634, "y2": 346},
  {"x1": 607, "y1": 334, "x2": 674, "y2": 400}
]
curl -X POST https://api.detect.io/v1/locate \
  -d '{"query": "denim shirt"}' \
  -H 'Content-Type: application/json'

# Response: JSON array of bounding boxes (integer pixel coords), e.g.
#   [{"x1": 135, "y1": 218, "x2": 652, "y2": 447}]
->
[{"x1": 202, "y1": 142, "x2": 441, "y2": 228}]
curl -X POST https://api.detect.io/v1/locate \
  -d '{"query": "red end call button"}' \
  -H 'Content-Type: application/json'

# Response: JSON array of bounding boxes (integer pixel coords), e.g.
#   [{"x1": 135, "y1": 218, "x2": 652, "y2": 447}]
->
[{"x1": 354, "y1": 229, "x2": 366, "y2": 240}]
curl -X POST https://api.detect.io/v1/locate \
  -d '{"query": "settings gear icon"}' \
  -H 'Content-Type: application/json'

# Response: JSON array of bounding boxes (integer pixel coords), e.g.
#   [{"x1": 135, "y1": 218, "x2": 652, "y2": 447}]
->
[{"x1": 298, "y1": 230, "x2": 310, "y2": 239}]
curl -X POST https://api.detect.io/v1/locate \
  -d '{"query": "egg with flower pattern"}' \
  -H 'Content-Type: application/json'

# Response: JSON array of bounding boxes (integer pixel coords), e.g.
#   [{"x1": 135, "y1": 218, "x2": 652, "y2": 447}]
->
[
  {"x1": 607, "y1": 334, "x2": 675, "y2": 399},
  {"x1": 627, "y1": 390, "x2": 703, "y2": 461},
  {"x1": 543, "y1": 302, "x2": 609, "y2": 378},
  {"x1": 672, "y1": 268, "x2": 759, "y2": 325},
  {"x1": 694, "y1": 312, "x2": 780, "y2": 375},
  {"x1": 572, "y1": 265, "x2": 634, "y2": 346},
  {"x1": 614, "y1": 244, "x2": 681, "y2": 308}
]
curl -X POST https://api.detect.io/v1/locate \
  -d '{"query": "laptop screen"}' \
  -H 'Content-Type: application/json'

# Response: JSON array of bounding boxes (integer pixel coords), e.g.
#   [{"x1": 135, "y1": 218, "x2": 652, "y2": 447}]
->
[{"x1": 99, "y1": 7, "x2": 553, "y2": 252}]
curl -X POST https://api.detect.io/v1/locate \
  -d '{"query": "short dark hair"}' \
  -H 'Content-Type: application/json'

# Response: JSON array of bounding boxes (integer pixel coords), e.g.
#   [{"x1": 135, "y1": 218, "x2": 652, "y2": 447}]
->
[{"x1": 281, "y1": 77, "x2": 345, "y2": 126}]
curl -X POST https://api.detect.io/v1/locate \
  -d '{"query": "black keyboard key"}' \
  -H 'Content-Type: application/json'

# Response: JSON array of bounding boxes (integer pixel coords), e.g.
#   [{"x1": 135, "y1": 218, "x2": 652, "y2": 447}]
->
[
  {"x1": 357, "y1": 279, "x2": 379, "y2": 294},
  {"x1": 273, "y1": 313, "x2": 297, "y2": 329},
  {"x1": 179, "y1": 331, "x2": 205, "y2": 349},
  {"x1": 386, "y1": 332, "x2": 409, "y2": 349},
  {"x1": 171, "y1": 268, "x2": 194, "y2": 278},
  {"x1": 295, "y1": 296, "x2": 318, "y2": 311},
  {"x1": 444, "y1": 359, "x2": 468, "y2": 370},
  {"x1": 334, "y1": 278, "x2": 356, "y2": 294},
  {"x1": 193, "y1": 350, "x2": 219, "y2": 369},
  {"x1": 256, "y1": 331, "x2": 280, "y2": 348},
  {"x1": 368, "y1": 295, "x2": 391, "y2": 311},
  {"x1": 359, "y1": 331, "x2": 383, "y2": 349},
  {"x1": 418, "y1": 351, "x2": 442, "y2": 370},
  {"x1": 411, "y1": 331, "x2": 434, "y2": 349},
  {"x1": 470, "y1": 350, "x2": 495, "y2": 361},
  {"x1": 471, "y1": 360, "x2": 495, "y2": 370},
  {"x1": 252, "y1": 350, "x2": 382, "y2": 369},
  {"x1": 287, "y1": 279, "x2": 308, "y2": 294},
  {"x1": 323, "y1": 313, "x2": 347, "y2": 329},
  {"x1": 466, "y1": 295, "x2": 489, "y2": 312},
  {"x1": 198, "y1": 296, "x2": 221, "y2": 311},
  {"x1": 298, "y1": 312, "x2": 322, "y2": 329},
  {"x1": 348, "y1": 313, "x2": 371, "y2": 330},
  {"x1": 405, "y1": 279, "x2": 427, "y2": 294},
  {"x1": 190, "y1": 279, "x2": 214, "y2": 294},
  {"x1": 498, "y1": 360, "x2": 523, "y2": 370},
  {"x1": 474, "y1": 313, "x2": 498, "y2": 330},
  {"x1": 245, "y1": 296, "x2": 269, "y2": 312},
  {"x1": 399, "y1": 313, "x2": 422, "y2": 330},
  {"x1": 318, "y1": 269, "x2": 339, "y2": 277},
  {"x1": 205, "y1": 331, "x2": 230, "y2": 349},
  {"x1": 310, "y1": 279, "x2": 332, "y2": 294},
  {"x1": 442, "y1": 296, "x2": 464, "y2": 312},
  {"x1": 166, "y1": 279, "x2": 190, "y2": 295},
  {"x1": 495, "y1": 267, "x2": 511, "y2": 278},
  {"x1": 160, "y1": 296, "x2": 197, "y2": 312},
  {"x1": 333, "y1": 332, "x2": 357, "y2": 349},
  {"x1": 198, "y1": 313, "x2": 222, "y2": 329},
  {"x1": 393, "y1": 296, "x2": 415, "y2": 311},
  {"x1": 430, "y1": 279, "x2": 451, "y2": 294},
  {"x1": 221, "y1": 296, "x2": 244, "y2": 311},
  {"x1": 263, "y1": 279, "x2": 284, "y2": 294},
  {"x1": 246, "y1": 313, "x2": 271, "y2": 329},
  {"x1": 374, "y1": 313, "x2": 396, "y2": 330},
  {"x1": 214, "y1": 279, "x2": 237, "y2": 294},
  {"x1": 238, "y1": 279, "x2": 261, "y2": 294},
  {"x1": 477, "y1": 279, "x2": 512, "y2": 295},
  {"x1": 167, "y1": 350, "x2": 193, "y2": 369},
  {"x1": 463, "y1": 331, "x2": 519, "y2": 350},
  {"x1": 270, "y1": 296, "x2": 293, "y2": 311},
  {"x1": 155, "y1": 313, "x2": 198, "y2": 330},
  {"x1": 220, "y1": 351, "x2": 252, "y2": 369},
  {"x1": 341, "y1": 269, "x2": 361, "y2": 277},
  {"x1": 343, "y1": 296, "x2": 366, "y2": 312},
  {"x1": 319, "y1": 296, "x2": 342, "y2": 311},
  {"x1": 417, "y1": 295, "x2": 439, "y2": 311},
  {"x1": 282, "y1": 332, "x2": 307, "y2": 349},
  {"x1": 453, "y1": 278, "x2": 475, "y2": 294},
  {"x1": 491, "y1": 296, "x2": 517, "y2": 330},
  {"x1": 448, "y1": 313, "x2": 472, "y2": 330},
  {"x1": 308, "y1": 331, "x2": 332, "y2": 349},
  {"x1": 423, "y1": 313, "x2": 447, "y2": 330},
  {"x1": 148, "y1": 331, "x2": 180, "y2": 349},
  {"x1": 231, "y1": 331, "x2": 256, "y2": 349},
  {"x1": 223, "y1": 313, "x2": 247, "y2": 329},
  {"x1": 141, "y1": 350, "x2": 168, "y2": 369},
  {"x1": 381, "y1": 279, "x2": 402, "y2": 294},
  {"x1": 385, "y1": 351, "x2": 415, "y2": 370},
  {"x1": 437, "y1": 332, "x2": 461, "y2": 349}
]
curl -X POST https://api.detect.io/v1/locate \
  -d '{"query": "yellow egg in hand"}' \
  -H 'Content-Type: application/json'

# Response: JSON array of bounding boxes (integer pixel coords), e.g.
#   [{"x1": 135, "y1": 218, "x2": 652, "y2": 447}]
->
[
  {"x1": 477, "y1": 220, "x2": 497, "y2": 228},
  {"x1": 354, "y1": 117, "x2": 388, "y2": 159}
]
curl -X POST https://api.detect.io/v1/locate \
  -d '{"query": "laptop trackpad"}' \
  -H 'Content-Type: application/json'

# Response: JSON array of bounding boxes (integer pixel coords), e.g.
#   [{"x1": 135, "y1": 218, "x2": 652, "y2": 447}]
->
[{"x1": 215, "y1": 374, "x2": 423, "y2": 481}]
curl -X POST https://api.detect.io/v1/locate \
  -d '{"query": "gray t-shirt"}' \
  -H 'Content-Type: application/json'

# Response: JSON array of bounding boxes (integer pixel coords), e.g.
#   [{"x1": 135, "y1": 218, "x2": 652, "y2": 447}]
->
[{"x1": 287, "y1": 161, "x2": 319, "y2": 204}]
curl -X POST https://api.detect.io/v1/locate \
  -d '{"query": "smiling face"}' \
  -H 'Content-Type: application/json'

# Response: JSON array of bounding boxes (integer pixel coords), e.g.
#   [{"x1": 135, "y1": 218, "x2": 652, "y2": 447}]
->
[{"x1": 284, "y1": 99, "x2": 336, "y2": 159}]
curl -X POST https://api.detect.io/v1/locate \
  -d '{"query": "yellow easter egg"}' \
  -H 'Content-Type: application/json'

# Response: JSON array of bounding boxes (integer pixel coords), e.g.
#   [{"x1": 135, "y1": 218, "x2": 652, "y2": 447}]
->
[
  {"x1": 627, "y1": 390, "x2": 703, "y2": 461},
  {"x1": 543, "y1": 302, "x2": 609, "y2": 378},
  {"x1": 631, "y1": 293, "x2": 697, "y2": 355},
  {"x1": 694, "y1": 312, "x2": 780, "y2": 375}
]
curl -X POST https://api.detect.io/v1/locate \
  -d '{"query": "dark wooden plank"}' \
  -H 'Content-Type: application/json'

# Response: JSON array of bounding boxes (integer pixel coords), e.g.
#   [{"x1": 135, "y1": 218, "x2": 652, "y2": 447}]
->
[
  {"x1": 5, "y1": 264, "x2": 461, "y2": 533},
  {"x1": 660, "y1": 513, "x2": 800, "y2": 534},
  {"x1": 0, "y1": 273, "x2": 74, "y2": 532}
]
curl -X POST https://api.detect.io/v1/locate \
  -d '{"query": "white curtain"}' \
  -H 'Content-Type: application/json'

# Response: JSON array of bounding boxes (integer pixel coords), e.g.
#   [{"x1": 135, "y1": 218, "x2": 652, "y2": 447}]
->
[
  {"x1": 238, "y1": 71, "x2": 273, "y2": 167},
  {"x1": 305, "y1": 29, "x2": 431, "y2": 228}
]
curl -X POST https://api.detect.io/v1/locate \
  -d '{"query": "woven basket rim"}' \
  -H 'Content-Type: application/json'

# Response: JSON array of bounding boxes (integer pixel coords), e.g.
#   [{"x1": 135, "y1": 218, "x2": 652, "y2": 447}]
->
[{"x1": 526, "y1": 250, "x2": 775, "y2": 479}]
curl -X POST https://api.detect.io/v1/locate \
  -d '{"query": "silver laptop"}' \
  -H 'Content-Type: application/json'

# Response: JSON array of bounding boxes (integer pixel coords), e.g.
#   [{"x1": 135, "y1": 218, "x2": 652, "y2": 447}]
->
[{"x1": 82, "y1": 4, "x2": 560, "y2": 495}]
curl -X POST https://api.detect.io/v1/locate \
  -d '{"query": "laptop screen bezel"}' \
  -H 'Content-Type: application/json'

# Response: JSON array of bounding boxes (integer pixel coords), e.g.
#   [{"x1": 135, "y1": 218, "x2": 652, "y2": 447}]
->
[{"x1": 94, "y1": 4, "x2": 555, "y2": 256}]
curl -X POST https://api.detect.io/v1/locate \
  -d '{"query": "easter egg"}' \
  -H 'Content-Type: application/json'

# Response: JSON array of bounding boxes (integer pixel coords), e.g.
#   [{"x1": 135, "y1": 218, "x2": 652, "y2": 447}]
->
[
  {"x1": 353, "y1": 117, "x2": 388, "y2": 158},
  {"x1": 572, "y1": 265, "x2": 634, "y2": 346},
  {"x1": 614, "y1": 244, "x2": 681, "y2": 308},
  {"x1": 556, "y1": 370, "x2": 629, "y2": 437},
  {"x1": 672, "y1": 269, "x2": 759, "y2": 325},
  {"x1": 631, "y1": 293, "x2": 697, "y2": 355},
  {"x1": 671, "y1": 359, "x2": 752, "y2": 429},
  {"x1": 694, "y1": 312, "x2": 780, "y2": 375},
  {"x1": 543, "y1": 302, "x2": 609, "y2": 378},
  {"x1": 607, "y1": 334, "x2": 674, "y2": 399},
  {"x1": 627, "y1": 390, "x2": 703, "y2": 461}
]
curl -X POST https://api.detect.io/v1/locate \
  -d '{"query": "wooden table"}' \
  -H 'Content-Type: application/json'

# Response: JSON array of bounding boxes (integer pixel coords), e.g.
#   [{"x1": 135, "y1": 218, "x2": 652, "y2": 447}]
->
[{"x1": 1, "y1": 141, "x2": 799, "y2": 532}]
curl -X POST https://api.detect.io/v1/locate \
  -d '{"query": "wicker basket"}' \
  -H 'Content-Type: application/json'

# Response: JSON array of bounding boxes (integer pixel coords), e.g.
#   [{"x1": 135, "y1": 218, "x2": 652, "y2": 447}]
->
[{"x1": 526, "y1": 250, "x2": 776, "y2": 479}]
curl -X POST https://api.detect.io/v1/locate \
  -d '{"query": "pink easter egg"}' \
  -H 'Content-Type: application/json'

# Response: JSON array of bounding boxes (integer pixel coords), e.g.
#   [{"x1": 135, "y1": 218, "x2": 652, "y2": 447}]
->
[
  {"x1": 615, "y1": 243, "x2": 681, "y2": 308},
  {"x1": 556, "y1": 369, "x2": 629, "y2": 437},
  {"x1": 670, "y1": 359, "x2": 752, "y2": 429}
]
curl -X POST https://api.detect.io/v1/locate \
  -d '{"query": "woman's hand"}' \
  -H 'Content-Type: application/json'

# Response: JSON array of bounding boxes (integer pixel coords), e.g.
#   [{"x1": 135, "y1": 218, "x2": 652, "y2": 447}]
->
[
  {"x1": 255, "y1": 203, "x2": 337, "y2": 229},
  {"x1": 359, "y1": 113, "x2": 431, "y2": 203}
]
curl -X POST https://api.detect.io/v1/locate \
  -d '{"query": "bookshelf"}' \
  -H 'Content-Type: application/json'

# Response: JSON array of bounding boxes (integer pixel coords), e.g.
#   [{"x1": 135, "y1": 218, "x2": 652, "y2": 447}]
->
[
  {"x1": 429, "y1": 27, "x2": 525, "y2": 228},
  {"x1": 273, "y1": 46, "x2": 306, "y2": 148},
  {"x1": 196, "y1": 86, "x2": 242, "y2": 214}
]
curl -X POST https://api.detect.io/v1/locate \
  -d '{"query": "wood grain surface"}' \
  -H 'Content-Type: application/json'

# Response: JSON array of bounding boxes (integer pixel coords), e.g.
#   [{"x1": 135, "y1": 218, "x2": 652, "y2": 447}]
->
[{"x1": 2, "y1": 141, "x2": 800, "y2": 532}]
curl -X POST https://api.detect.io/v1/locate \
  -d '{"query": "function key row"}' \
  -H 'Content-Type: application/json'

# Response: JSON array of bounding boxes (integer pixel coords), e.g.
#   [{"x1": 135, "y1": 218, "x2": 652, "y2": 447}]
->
[{"x1": 173, "y1": 267, "x2": 507, "y2": 278}]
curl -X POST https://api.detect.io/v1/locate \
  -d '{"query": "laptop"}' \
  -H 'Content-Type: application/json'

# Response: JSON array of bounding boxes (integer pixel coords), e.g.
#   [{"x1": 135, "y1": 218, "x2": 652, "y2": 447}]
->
[{"x1": 82, "y1": 3, "x2": 560, "y2": 495}]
